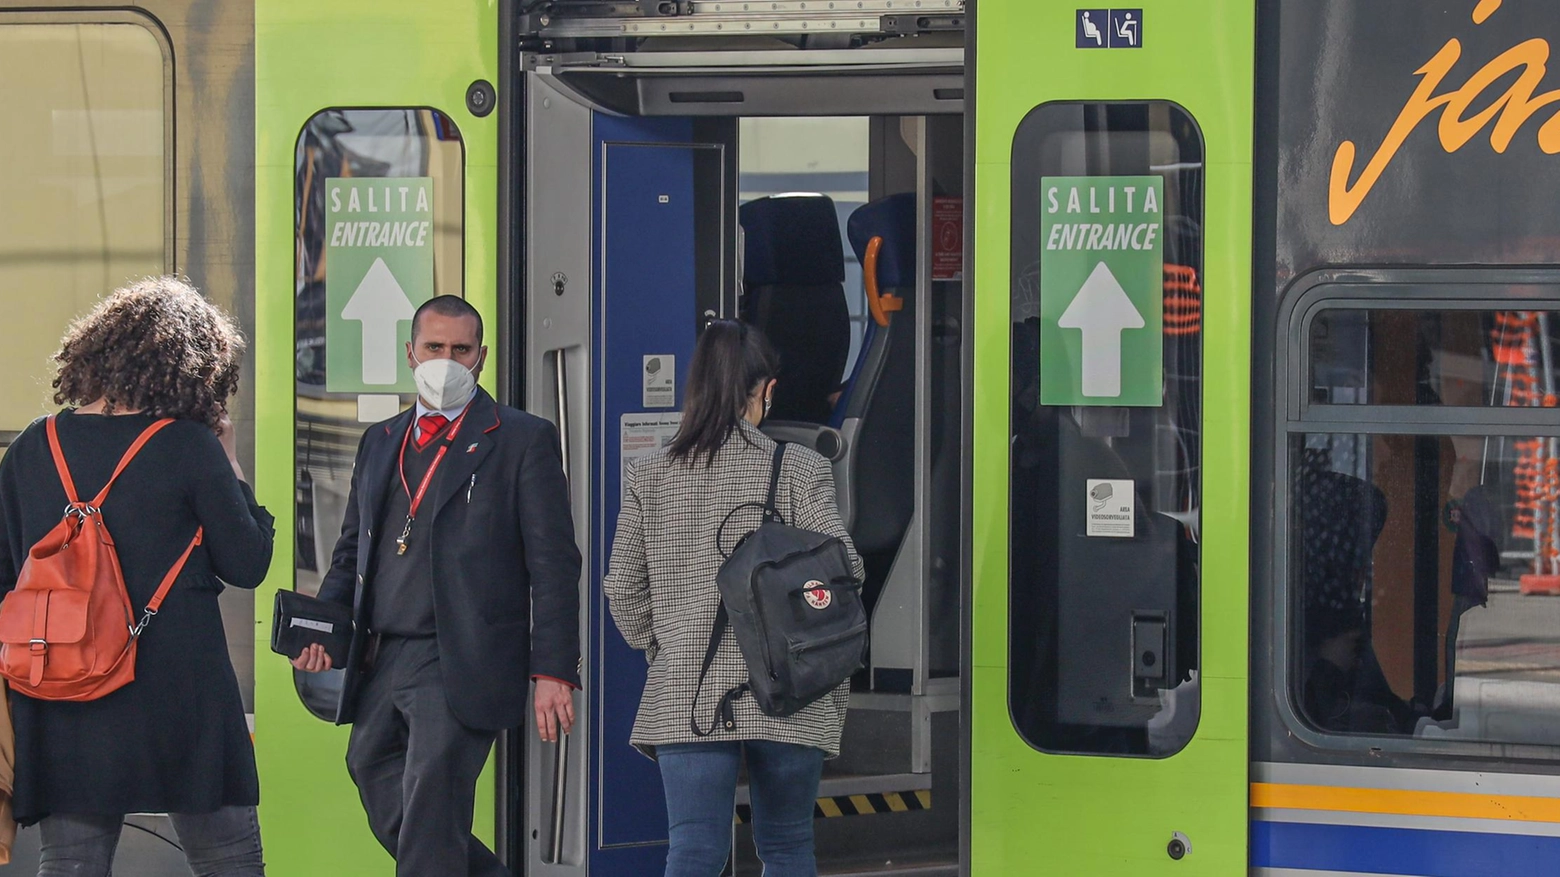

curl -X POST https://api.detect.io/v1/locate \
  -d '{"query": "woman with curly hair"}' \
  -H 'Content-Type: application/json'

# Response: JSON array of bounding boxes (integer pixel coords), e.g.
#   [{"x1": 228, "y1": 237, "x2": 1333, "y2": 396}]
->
[{"x1": 0, "y1": 277, "x2": 273, "y2": 875}]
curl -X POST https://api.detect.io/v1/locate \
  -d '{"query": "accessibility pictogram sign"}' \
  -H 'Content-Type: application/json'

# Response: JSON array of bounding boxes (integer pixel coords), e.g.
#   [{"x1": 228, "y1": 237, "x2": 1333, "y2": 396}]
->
[
  {"x1": 1040, "y1": 175, "x2": 1163, "y2": 406},
  {"x1": 325, "y1": 177, "x2": 436, "y2": 393},
  {"x1": 1075, "y1": 9, "x2": 1143, "y2": 49}
]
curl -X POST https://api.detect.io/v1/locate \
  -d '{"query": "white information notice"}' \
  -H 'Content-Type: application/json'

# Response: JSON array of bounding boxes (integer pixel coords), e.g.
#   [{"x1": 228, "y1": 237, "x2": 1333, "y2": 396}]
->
[
  {"x1": 643, "y1": 355, "x2": 676, "y2": 408},
  {"x1": 1085, "y1": 479, "x2": 1135, "y2": 538},
  {"x1": 620, "y1": 413, "x2": 683, "y2": 500}
]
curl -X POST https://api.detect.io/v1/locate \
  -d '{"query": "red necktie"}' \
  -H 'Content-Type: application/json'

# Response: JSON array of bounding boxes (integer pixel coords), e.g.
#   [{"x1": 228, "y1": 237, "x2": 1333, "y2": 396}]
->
[{"x1": 415, "y1": 413, "x2": 449, "y2": 449}]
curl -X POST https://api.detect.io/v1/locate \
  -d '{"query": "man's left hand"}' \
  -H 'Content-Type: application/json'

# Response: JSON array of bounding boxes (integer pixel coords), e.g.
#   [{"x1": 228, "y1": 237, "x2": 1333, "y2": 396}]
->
[{"x1": 535, "y1": 678, "x2": 576, "y2": 743}]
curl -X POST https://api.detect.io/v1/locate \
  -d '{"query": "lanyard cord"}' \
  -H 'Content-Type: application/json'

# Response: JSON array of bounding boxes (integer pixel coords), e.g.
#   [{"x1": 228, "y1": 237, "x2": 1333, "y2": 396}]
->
[{"x1": 394, "y1": 405, "x2": 471, "y2": 552}]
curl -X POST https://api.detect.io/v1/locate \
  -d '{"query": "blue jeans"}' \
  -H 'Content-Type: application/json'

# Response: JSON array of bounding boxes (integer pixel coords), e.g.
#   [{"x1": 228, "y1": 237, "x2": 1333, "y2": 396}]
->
[
  {"x1": 37, "y1": 806, "x2": 265, "y2": 876},
  {"x1": 658, "y1": 740, "x2": 825, "y2": 877}
]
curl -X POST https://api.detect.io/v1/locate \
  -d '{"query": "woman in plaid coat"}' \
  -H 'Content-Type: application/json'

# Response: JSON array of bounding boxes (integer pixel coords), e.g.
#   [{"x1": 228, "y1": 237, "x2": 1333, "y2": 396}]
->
[{"x1": 605, "y1": 321, "x2": 863, "y2": 877}]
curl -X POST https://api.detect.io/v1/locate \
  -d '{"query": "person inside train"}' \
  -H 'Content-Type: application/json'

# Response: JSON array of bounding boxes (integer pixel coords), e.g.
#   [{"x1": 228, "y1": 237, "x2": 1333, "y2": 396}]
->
[
  {"x1": 1437, "y1": 482, "x2": 1501, "y2": 717},
  {"x1": 0, "y1": 277, "x2": 274, "y2": 875},
  {"x1": 604, "y1": 321, "x2": 864, "y2": 877},
  {"x1": 1298, "y1": 463, "x2": 1419, "y2": 736}
]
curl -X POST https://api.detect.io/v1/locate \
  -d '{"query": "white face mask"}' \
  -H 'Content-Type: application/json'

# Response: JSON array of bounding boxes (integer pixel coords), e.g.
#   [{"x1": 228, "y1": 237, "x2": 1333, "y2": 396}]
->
[{"x1": 412, "y1": 355, "x2": 478, "y2": 411}]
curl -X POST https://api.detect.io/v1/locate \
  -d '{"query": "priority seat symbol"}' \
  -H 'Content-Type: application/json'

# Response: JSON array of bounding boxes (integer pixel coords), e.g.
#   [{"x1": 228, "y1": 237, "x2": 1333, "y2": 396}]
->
[{"x1": 1076, "y1": 8, "x2": 1143, "y2": 49}]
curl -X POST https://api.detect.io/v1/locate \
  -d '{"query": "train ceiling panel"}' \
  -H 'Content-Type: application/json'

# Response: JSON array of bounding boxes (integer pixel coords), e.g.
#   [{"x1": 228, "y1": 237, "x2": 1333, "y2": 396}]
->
[{"x1": 520, "y1": 0, "x2": 965, "y2": 41}]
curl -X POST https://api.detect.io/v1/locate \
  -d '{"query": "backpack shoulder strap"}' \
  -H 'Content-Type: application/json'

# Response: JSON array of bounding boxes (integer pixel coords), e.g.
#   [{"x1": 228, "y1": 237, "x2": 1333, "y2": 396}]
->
[
  {"x1": 133, "y1": 526, "x2": 203, "y2": 637},
  {"x1": 44, "y1": 416, "x2": 80, "y2": 506},
  {"x1": 762, "y1": 443, "x2": 786, "y2": 524},
  {"x1": 88, "y1": 418, "x2": 176, "y2": 508},
  {"x1": 713, "y1": 441, "x2": 788, "y2": 558},
  {"x1": 689, "y1": 601, "x2": 747, "y2": 737}
]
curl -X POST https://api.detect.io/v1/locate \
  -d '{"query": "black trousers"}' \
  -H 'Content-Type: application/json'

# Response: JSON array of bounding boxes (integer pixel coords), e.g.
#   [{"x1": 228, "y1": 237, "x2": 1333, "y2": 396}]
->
[{"x1": 346, "y1": 636, "x2": 508, "y2": 877}]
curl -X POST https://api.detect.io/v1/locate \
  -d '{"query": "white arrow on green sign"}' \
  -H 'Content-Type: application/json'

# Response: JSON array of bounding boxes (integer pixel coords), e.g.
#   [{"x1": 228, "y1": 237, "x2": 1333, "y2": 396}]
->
[
  {"x1": 1059, "y1": 261, "x2": 1144, "y2": 398},
  {"x1": 342, "y1": 258, "x2": 416, "y2": 385},
  {"x1": 325, "y1": 177, "x2": 435, "y2": 393},
  {"x1": 1040, "y1": 175, "x2": 1164, "y2": 407}
]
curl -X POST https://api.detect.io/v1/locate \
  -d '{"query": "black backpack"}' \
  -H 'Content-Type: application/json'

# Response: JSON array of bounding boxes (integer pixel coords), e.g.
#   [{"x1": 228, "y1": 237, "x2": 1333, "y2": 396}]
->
[{"x1": 692, "y1": 444, "x2": 867, "y2": 735}]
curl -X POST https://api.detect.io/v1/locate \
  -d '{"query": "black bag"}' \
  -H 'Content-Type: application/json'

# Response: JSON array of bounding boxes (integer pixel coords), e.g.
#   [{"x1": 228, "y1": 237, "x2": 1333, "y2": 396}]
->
[{"x1": 692, "y1": 444, "x2": 866, "y2": 735}]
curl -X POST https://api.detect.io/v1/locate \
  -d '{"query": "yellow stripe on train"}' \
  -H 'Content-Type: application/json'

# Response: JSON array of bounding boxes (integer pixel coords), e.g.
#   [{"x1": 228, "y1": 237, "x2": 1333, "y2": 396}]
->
[{"x1": 1252, "y1": 783, "x2": 1560, "y2": 824}]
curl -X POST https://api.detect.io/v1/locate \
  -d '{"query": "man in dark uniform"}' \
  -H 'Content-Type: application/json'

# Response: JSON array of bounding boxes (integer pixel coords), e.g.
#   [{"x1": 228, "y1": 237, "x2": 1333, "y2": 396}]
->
[{"x1": 292, "y1": 295, "x2": 580, "y2": 877}]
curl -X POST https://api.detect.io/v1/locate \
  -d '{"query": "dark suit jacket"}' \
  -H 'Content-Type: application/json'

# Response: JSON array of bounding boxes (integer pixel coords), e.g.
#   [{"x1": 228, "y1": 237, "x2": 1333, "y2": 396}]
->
[{"x1": 319, "y1": 389, "x2": 581, "y2": 732}]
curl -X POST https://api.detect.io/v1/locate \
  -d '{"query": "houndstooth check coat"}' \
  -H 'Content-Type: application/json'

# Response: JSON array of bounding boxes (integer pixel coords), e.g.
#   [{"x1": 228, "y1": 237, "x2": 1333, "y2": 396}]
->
[{"x1": 604, "y1": 422, "x2": 864, "y2": 759}]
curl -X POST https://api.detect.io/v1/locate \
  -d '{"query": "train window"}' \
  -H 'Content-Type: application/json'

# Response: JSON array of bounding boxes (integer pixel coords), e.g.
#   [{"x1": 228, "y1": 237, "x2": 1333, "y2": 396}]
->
[
  {"x1": 0, "y1": 17, "x2": 170, "y2": 447},
  {"x1": 1293, "y1": 431, "x2": 1560, "y2": 747},
  {"x1": 1008, "y1": 102, "x2": 1204, "y2": 756},
  {"x1": 1286, "y1": 285, "x2": 1560, "y2": 752},
  {"x1": 1310, "y1": 308, "x2": 1560, "y2": 407},
  {"x1": 291, "y1": 108, "x2": 463, "y2": 719}
]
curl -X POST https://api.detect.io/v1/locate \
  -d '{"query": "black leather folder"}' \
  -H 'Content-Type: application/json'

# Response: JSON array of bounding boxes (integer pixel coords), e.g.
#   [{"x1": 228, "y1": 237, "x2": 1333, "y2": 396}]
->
[{"x1": 271, "y1": 589, "x2": 353, "y2": 668}]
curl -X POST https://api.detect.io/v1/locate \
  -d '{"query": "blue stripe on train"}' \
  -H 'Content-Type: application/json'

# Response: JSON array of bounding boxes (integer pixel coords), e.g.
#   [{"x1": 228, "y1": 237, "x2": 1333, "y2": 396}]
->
[{"x1": 1252, "y1": 820, "x2": 1560, "y2": 875}]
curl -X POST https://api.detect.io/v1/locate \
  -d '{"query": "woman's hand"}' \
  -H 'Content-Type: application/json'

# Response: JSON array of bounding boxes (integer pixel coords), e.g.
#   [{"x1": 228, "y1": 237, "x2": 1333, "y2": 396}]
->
[{"x1": 216, "y1": 413, "x2": 246, "y2": 483}]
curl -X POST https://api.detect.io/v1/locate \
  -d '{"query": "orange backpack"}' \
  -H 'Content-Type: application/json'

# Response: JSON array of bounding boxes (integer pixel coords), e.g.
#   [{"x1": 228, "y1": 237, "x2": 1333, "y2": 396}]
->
[{"x1": 0, "y1": 417, "x2": 201, "y2": 701}]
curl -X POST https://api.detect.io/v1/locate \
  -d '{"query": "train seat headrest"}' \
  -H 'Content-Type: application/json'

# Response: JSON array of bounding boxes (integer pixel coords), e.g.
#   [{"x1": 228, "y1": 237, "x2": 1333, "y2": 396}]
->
[
  {"x1": 847, "y1": 193, "x2": 917, "y2": 290},
  {"x1": 740, "y1": 194, "x2": 845, "y2": 287}
]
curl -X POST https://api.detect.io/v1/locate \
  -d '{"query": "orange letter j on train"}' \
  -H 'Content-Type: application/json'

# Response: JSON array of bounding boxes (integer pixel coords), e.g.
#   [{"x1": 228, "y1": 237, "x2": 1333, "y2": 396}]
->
[{"x1": 1330, "y1": 0, "x2": 1560, "y2": 225}]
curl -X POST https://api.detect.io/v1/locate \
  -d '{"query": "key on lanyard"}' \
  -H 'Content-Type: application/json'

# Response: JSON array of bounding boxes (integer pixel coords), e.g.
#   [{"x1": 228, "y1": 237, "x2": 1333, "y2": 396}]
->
[{"x1": 395, "y1": 405, "x2": 471, "y2": 556}]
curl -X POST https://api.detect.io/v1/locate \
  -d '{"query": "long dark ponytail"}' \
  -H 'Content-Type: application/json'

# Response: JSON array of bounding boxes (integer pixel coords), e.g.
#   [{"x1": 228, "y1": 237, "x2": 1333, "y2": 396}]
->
[{"x1": 668, "y1": 320, "x2": 778, "y2": 466}]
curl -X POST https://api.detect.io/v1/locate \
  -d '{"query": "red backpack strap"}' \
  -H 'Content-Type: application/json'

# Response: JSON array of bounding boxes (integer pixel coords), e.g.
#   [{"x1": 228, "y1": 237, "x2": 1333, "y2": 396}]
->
[
  {"x1": 88, "y1": 418, "x2": 176, "y2": 508},
  {"x1": 43, "y1": 416, "x2": 81, "y2": 506},
  {"x1": 133, "y1": 526, "x2": 203, "y2": 637}
]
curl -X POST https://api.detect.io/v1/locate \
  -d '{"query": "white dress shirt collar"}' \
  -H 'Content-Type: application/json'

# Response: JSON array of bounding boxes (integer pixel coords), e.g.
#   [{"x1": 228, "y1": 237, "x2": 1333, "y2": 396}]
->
[
  {"x1": 413, "y1": 396, "x2": 473, "y2": 441},
  {"x1": 414, "y1": 397, "x2": 470, "y2": 423}
]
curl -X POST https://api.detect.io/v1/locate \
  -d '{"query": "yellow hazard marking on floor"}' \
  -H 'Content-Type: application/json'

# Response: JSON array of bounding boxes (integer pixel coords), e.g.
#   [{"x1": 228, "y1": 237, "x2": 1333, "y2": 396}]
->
[{"x1": 735, "y1": 789, "x2": 932, "y2": 823}]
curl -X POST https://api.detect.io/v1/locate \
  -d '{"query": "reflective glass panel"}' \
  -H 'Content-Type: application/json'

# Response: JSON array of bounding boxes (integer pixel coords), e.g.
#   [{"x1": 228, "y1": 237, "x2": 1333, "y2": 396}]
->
[
  {"x1": 1009, "y1": 102, "x2": 1203, "y2": 756},
  {"x1": 1310, "y1": 308, "x2": 1560, "y2": 408},
  {"x1": 1294, "y1": 432, "x2": 1560, "y2": 747},
  {"x1": 292, "y1": 108, "x2": 463, "y2": 719},
  {"x1": 0, "y1": 22, "x2": 166, "y2": 441}
]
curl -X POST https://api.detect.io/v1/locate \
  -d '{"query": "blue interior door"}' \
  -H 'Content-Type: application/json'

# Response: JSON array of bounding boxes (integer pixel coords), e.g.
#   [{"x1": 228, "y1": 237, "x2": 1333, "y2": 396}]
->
[{"x1": 590, "y1": 114, "x2": 705, "y2": 874}]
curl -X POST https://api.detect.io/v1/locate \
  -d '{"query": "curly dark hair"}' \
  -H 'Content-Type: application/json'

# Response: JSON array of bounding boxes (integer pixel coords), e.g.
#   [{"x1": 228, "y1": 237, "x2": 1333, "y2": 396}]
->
[{"x1": 53, "y1": 276, "x2": 246, "y2": 431}]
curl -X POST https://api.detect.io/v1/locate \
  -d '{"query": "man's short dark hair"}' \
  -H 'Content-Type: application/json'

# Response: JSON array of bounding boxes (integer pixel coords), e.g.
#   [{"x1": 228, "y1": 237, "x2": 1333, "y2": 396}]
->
[{"x1": 411, "y1": 295, "x2": 483, "y2": 344}]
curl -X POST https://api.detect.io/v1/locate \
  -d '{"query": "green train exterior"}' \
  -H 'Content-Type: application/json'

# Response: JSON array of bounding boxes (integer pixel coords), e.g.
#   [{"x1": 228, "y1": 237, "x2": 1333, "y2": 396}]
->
[{"x1": 10, "y1": 1, "x2": 1560, "y2": 874}]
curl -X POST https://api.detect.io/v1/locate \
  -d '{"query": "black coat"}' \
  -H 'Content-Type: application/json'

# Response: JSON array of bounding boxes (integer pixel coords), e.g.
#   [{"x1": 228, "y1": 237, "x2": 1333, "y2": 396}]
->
[
  {"x1": 319, "y1": 389, "x2": 581, "y2": 732},
  {"x1": 0, "y1": 412, "x2": 274, "y2": 823}
]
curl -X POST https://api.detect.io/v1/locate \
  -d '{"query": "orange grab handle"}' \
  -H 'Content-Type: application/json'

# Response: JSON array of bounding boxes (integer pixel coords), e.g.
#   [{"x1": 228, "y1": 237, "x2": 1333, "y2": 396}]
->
[
  {"x1": 864, "y1": 237, "x2": 887, "y2": 327},
  {"x1": 863, "y1": 236, "x2": 903, "y2": 328}
]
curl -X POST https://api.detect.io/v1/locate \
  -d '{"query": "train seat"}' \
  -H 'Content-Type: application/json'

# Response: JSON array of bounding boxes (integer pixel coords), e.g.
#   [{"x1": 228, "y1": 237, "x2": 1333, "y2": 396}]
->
[
  {"x1": 756, "y1": 194, "x2": 917, "y2": 549},
  {"x1": 754, "y1": 192, "x2": 919, "y2": 661},
  {"x1": 738, "y1": 194, "x2": 851, "y2": 425},
  {"x1": 837, "y1": 193, "x2": 916, "y2": 558}
]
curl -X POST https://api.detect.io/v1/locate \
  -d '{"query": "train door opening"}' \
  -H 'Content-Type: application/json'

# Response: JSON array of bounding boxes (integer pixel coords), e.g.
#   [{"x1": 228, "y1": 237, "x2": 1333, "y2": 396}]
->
[{"x1": 517, "y1": 39, "x2": 966, "y2": 876}]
